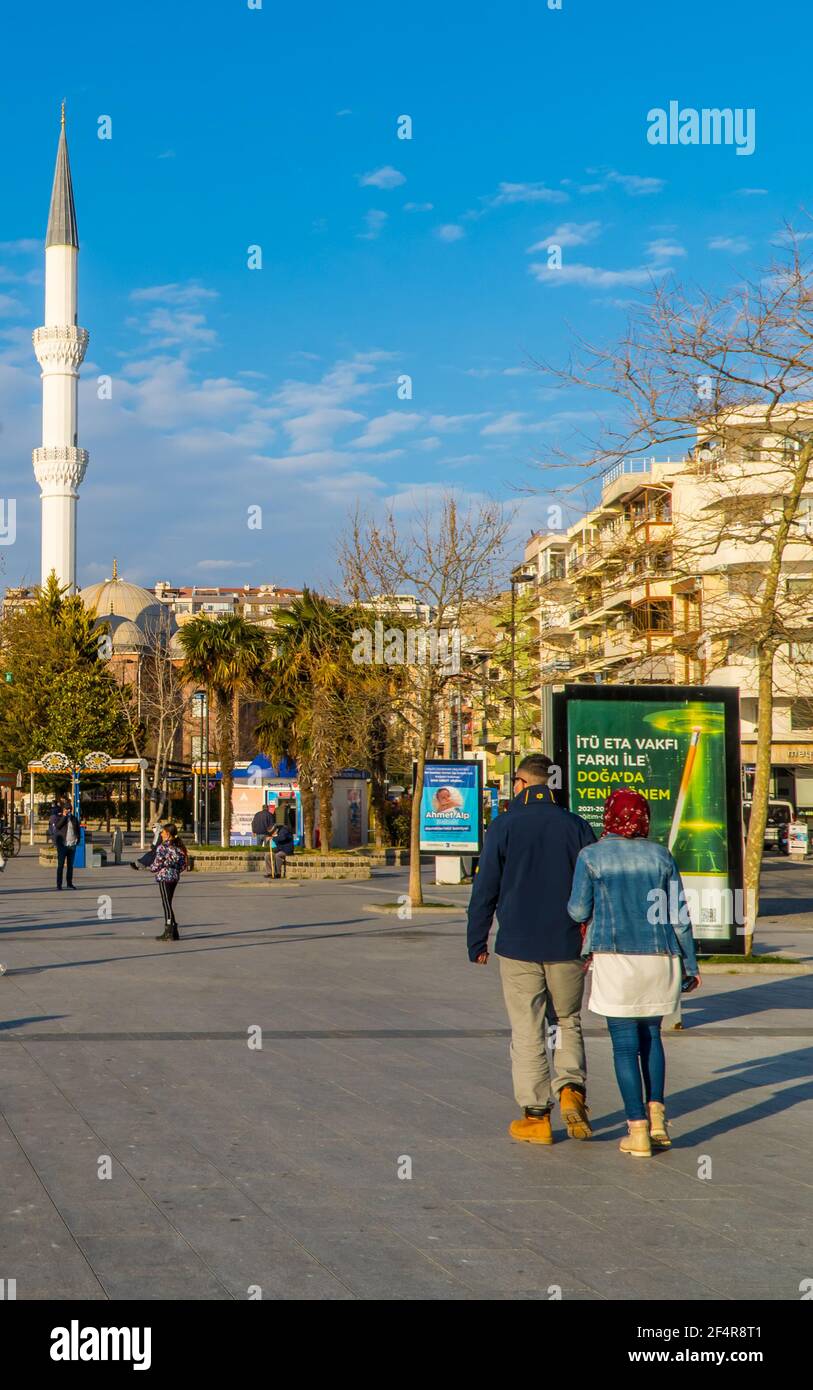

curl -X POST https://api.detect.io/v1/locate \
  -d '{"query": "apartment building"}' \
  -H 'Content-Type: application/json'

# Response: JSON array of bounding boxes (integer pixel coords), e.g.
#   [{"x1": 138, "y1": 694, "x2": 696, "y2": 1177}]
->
[
  {"x1": 152, "y1": 581, "x2": 303, "y2": 626},
  {"x1": 525, "y1": 413, "x2": 813, "y2": 811}
]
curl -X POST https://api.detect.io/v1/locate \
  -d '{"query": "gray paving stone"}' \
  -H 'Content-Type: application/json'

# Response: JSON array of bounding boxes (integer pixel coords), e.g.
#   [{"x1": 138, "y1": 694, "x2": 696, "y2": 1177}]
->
[{"x1": 1, "y1": 852, "x2": 812, "y2": 1299}]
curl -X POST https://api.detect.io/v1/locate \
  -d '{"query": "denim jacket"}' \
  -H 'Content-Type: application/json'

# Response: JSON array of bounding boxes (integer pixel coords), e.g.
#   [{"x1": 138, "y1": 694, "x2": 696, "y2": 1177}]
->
[{"x1": 567, "y1": 834, "x2": 698, "y2": 975}]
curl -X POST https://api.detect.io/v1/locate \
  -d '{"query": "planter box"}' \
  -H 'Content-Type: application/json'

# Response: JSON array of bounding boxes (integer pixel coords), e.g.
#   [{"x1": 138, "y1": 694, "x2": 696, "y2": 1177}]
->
[{"x1": 186, "y1": 852, "x2": 372, "y2": 880}]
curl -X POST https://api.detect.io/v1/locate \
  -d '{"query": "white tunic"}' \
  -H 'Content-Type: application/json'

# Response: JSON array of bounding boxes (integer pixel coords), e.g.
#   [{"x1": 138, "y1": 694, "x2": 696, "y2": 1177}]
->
[{"x1": 588, "y1": 952, "x2": 683, "y2": 1018}]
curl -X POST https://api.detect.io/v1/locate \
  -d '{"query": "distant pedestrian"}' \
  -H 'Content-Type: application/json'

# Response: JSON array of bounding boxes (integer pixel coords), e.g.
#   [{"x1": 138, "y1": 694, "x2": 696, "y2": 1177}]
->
[
  {"x1": 467, "y1": 753, "x2": 596, "y2": 1146},
  {"x1": 52, "y1": 799, "x2": 80, "y2": 891},
  {"x1": 567, "y1": 788, "x2": 701, "y2": 1158},
  {"x1": 150, "y1": 823, "x2": 188, "y2": 942},
  {"x1": 265, "y1": 821, "x2": 294, "y2": 879}
]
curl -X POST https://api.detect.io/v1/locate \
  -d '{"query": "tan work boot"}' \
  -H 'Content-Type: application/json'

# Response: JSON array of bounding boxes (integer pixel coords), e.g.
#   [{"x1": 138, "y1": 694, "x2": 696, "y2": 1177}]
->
[
  {"x1": 647, "y1": 1101, "x2": 671, "y2": 1148},
  {"x1": 559, "y1": 1085, "x2": 592, "y2": 1140},
  {"x1": 509, "y1": 1111, "x2": 554, "y2": 1145},
  {"x1": 619, "y1": 1120, "x2": 652, "y2": 1158}
]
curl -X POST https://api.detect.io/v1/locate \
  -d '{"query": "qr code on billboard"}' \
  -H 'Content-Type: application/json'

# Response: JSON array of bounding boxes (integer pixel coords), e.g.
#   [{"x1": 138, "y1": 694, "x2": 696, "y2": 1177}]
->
[{"x1": 700, "y1": 907, "x2": 718, "y2": 925}]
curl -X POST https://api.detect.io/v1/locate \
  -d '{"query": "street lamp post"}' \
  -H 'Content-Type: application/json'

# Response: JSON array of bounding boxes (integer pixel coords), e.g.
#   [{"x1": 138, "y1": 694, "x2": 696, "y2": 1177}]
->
[{"x1": 509, "y1": 569, "x2": 536, "y2": 788}]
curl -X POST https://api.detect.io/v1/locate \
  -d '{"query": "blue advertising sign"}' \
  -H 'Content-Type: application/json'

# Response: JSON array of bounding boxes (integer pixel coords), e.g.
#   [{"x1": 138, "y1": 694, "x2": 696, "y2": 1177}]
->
[{"x1": 418, "y1": 759, "x2": 483, "y2": 854}]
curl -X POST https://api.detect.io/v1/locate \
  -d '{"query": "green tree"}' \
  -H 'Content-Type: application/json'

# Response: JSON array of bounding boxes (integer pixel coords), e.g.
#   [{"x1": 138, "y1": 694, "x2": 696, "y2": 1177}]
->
[
  {"x1": 0, "y1": 573, "x2": 124, "y2": 773},
  {"x1": 256, "y1": 591, "x2": 360, "y2": 851},
  {"x1": 41, "y1": 664, "x2": 130, "y2": 764},
  {"x1": 177, "y1": 614, "x2": 269, "y2": 844}
]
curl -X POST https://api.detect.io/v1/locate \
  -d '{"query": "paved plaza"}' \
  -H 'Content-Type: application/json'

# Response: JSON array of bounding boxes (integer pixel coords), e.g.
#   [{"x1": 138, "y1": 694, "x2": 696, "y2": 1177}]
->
[{"x1": 0, "y1": 850, "x2": 812, "y2": 1301}]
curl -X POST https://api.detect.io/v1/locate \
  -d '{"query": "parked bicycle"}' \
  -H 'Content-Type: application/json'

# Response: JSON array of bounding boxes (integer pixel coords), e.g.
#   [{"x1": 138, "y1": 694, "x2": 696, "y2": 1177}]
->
[{"x1": 0, "y1": 820, "x2": 22, "y2": 859}]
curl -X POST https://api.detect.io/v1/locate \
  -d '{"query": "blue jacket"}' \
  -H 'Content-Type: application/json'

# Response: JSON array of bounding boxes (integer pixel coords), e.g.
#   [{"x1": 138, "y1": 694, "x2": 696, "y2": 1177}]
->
[
  {"x1": 467, "y1": 787, "x2": 596, "y2": 962},
  {"x1": 567, "y1": 834, "x2": 698, "y2": 975}
]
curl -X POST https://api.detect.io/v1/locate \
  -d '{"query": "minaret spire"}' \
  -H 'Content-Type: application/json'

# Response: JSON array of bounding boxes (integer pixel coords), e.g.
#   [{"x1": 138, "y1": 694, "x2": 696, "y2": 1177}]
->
[
  {"x1": 46, "y1": 104, "x2": 78, "y2": 250},
  {"x1": 32, "y1": 106, "x2": 89, "y2": 593}
]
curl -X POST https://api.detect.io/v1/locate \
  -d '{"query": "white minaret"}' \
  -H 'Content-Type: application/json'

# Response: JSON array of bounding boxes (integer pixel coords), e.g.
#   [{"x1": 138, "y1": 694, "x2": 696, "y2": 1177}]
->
[{"x1": 32, "y1": 103, "x2": 89, "y2": 592}]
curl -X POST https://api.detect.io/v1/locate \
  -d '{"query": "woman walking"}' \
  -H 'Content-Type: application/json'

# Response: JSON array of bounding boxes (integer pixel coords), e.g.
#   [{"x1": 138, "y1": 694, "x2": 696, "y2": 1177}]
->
[
  {"x1": 567, "y1": 788, "x2": 701, "y2": 1158},
  {"x1": 150, "y1": 823, "x2": 188, "y2": 942}
]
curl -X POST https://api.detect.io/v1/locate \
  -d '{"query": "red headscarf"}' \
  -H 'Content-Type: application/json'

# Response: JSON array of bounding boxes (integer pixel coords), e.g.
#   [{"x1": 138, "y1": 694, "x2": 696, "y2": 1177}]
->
[{"x1": 602, "y1": 788, "x2": 650, "y2": 839}]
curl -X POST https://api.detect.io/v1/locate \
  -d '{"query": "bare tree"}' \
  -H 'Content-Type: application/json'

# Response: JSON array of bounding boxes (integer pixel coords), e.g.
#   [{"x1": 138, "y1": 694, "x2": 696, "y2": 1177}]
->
[
  {"x1": 542, "y1": 240, "x2": 813, "y2": 948},
  {"x1": 115, "y1": 612, "x2": 189, "y2": 820},
  {"x1": 339, "y1": 494, "x2": 510, "y2": 905}
]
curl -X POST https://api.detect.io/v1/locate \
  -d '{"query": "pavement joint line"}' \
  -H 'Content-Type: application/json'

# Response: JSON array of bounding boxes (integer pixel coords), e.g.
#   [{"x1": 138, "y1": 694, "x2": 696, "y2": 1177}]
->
[{"x1": 2, "y1": 1026, "x2": 813, "y2": 1041}]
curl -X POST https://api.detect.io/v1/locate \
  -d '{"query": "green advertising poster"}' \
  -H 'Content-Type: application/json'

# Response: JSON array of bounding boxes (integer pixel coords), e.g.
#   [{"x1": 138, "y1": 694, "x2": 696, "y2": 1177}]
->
[{"x1": 564, "y1": 693, "x2": 737, "y2": 944}]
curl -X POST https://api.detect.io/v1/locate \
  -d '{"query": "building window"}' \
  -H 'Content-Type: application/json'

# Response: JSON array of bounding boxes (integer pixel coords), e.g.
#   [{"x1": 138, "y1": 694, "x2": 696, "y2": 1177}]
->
[
  {"x1": 789, "y1": 642, "x2": 813, "y2": 662},
  {"x1": 631, "y1": 601, "x2": 673, "y2": 634},
  {"x1": 728, "y1": 571, "x2": 762, "y2": 596},
  {"x1": 791, "y1": 699, "x2": 813, "y2": 731},
  {"x1": 786, "y1": 578, "x2": 813, "y2": 599}
]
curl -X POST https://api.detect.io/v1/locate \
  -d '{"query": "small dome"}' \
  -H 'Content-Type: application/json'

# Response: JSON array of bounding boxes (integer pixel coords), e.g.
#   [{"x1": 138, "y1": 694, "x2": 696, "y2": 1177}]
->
[
  {"x1": 81, "y1": 572, "x2": 157, "y2": 623},
  {"x1": 168, "y1": 631, "x2": 185, "y2": 657},
  {"x1": 111, "y1": 619, "x2": 147, "y2": 652}
]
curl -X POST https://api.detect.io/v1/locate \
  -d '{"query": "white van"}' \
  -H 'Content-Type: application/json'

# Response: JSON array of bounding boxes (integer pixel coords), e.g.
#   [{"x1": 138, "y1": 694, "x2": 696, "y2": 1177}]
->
[{"x1": 742, "y1": 798, "x2": 794, "y2": 851}]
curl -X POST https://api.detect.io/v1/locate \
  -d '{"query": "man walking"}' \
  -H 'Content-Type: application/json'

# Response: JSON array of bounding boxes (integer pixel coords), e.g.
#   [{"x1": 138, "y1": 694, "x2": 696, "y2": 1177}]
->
[
  {"x1": 52, "y1": 798, "x2": 81, "y2": 891},
  {"x1": 467, "y1": 754, "x2": 596, "y2": 1145}
]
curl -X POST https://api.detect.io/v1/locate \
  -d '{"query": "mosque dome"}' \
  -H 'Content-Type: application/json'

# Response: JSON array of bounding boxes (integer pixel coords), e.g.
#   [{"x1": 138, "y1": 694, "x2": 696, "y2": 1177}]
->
[
  {"x1": 81, "y1": 561, "x2": 157, "y2": 622},
  {"x1": 110, "y1": 619, "x2": 148, "y2": 652}
]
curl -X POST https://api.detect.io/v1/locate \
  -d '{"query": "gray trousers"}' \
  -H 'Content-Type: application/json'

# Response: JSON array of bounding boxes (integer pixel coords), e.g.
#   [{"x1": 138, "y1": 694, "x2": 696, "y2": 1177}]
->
[{"x1": 498, "y1": 956, "x2": 587, "y2": 1109}]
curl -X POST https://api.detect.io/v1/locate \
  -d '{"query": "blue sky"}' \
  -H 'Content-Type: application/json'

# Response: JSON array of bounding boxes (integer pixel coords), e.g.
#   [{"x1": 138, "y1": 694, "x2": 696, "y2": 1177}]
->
[{"x1": 1, "y1": 0, "x2": 811, "y2": 594}]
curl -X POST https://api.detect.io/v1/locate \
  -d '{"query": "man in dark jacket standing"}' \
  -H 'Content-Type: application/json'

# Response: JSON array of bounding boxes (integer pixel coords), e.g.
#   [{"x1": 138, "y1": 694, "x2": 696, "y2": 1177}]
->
[
  {"x1": 467, "y1": 754, "x2": 595, "y2": 1146},
  {"x1": 52, "y1": 799, "x2": 81, "y2": 891}
]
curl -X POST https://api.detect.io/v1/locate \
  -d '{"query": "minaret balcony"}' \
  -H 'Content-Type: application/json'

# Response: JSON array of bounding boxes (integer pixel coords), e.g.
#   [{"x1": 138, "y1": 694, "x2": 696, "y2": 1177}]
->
[
  {"x1": 32, "y1": 445, "x2": 89, "y2": 490},
  {"x1": 33, "y1": 325, "x2": 89, "y2": 371}
]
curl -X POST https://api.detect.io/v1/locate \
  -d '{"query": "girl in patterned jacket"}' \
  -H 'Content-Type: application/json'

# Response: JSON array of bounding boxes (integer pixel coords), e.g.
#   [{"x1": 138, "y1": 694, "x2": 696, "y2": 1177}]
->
[{"x1": 150, "y1": 823, "x2": 188, "y2": 942}]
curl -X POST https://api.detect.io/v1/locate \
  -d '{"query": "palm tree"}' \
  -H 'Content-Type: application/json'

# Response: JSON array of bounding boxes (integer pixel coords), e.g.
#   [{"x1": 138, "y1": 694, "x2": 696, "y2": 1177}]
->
[
  {"x1": 178, "y1": 614, "x2": 269, "y2": 844},
  {"x1": 256, "y1": 683, "x2": 317, "y2": 847},
  {"x1": 256, "y1": 591, "x2": 358, "y2": 852}
]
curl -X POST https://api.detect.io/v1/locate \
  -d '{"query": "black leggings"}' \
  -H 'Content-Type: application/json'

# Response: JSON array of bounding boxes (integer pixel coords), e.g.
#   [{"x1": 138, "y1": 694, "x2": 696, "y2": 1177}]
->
[{"x1": 158, "y1": 879, "x2": 178, "y2": 929}]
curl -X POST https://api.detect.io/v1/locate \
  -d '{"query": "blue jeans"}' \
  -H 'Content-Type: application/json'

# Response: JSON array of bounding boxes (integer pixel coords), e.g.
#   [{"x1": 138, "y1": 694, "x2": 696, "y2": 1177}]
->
[{"x1": 605, "y1": 1017, "x2": 665, "y2": 1121}]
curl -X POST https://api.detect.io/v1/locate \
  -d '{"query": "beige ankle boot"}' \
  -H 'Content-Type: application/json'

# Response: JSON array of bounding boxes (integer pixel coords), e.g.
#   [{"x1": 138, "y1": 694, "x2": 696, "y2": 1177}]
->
[
  {"x1": 647, "y1": 1101, "x2": 671, "y2": 1148},
  {"x1": 619, "y1": 1119, "x2": 652, "y2": 1158}
]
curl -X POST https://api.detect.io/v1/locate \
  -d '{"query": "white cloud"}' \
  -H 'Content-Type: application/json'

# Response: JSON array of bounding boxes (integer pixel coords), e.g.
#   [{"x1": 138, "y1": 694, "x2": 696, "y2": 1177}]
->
[
  {"x1": 481, "y1": 412, "x2": 543, "y2": 436},
  {"x1": 527, "y1": 221, "x2": 602, "y2": 252},
  {"x1": 284, "y1": 407, "x2": 365, "y2": 452},
  {"x1": 130, "y1": 283, "x2": 218, "y2": 305},
  {"x1": 646, "y1": 238, "x2": 686, "y2": 259},
  {"x1": 358, "y1": 166, "x2": 406, "y2": 190},
  {"x1": 580, "y1": 170, "x2": 665, "y2": 197},
  {"x1": 130, "y1": 306, "x2": 217, "y2": 348},
  {"x1": 0, "y1": 239, "x2": 39, "y2": 255},
  {"x1": 427, "y1": 413, "x2": 490, "y2": 431},
  {"x1": 195, "y1": 559, "x2": 252, "y2": 570},
  {"x1": 709, "y1": 235, "x2": 751, "y2": 252},
  {"x1": 0, "y1": 293, "x2": 26, "y2": 317},
  {"x1": 738, "y1": 188, "x2": 768, "y2": 196},
  {"x1": 769, "y1": 229, "x2": 813, "y2": 247},
  {"x1": 479, "y1": 182, "x2": 569, "y2": 211},
  {"x1": 404, "y1": 202, "x2": 433, "y2": 212},
  {"x1": 352, "y1": 411, "x2": 423, "y2": 448},
  {"x1": 358, "y1": 209, "x2": 388, "y2": 240},
  {"x1": 435, "y1": 224, "x2": 465, "y2": 242},
  {"x1": 529, "y1": 261, "x2": 664, "y2": 289}
]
